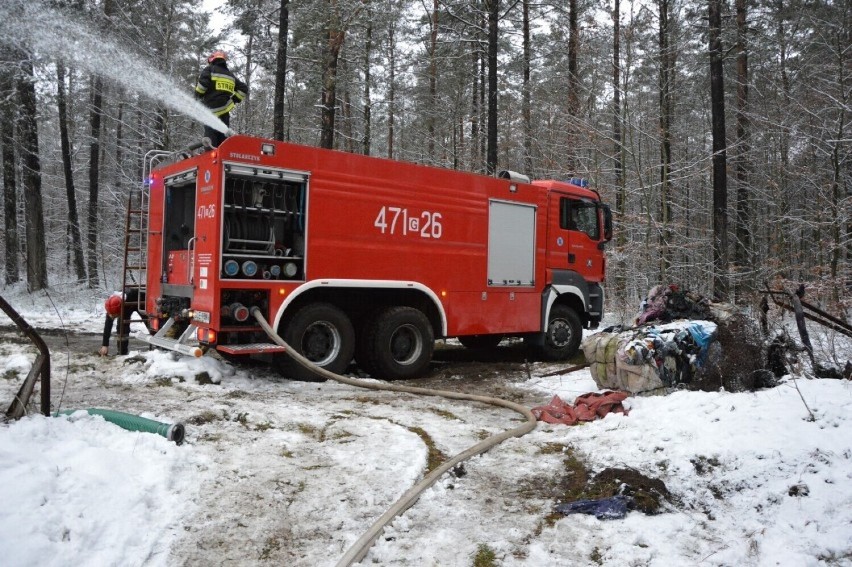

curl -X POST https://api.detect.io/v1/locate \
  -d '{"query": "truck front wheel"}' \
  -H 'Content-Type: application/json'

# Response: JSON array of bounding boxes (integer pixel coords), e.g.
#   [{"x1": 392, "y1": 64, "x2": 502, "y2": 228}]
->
[
  {"x1": 279, "y1": 303, "x2": 355, "y2": 380},
  {"x1": 366, "y1": 306, "x2": 434, "y2": 380},
  {"x1": 532, "y1": 304, "x2": 582, "y2": 361}
]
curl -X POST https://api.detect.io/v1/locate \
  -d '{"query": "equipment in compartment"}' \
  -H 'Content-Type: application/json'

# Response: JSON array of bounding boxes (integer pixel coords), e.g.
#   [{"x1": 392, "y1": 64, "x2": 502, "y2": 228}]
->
[{"x1": 222, "y1": 173, "x2": 305, "y2": 280}]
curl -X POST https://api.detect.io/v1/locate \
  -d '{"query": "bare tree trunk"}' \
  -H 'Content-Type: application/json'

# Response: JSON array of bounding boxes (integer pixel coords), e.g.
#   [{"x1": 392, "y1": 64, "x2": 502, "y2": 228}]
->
[
  {"x1": 522, "y1": 0, "x2": 532, "y2": 175},
  {"x1": 273, "y1": 0, "x2": 290, "y2": 141},
  {"x1": 84, "y1": 0, "x2": 115, "y2": 289},
  {"x1": 658, "y1": 0, "x2": 673, "y2": 280},
  {"x1": 613, "y1": 0, "x2": 624, "y2": 227},
  {"x1": 86, "y1": 75, "x2": 103, "y2": 289},
  {"x1": 773, "y1": 0, "x2": 792, "y2": 269},
  {"x1": 830, "y1": 115, "x2": 844, "y2": 295},
  {"x1": 387, "y1": 18, "x2": 396, "y2": 159},
  {"x1": 456, "y1": 105, "x2": 464, "y2": 170},
  {"x1": 566, "y1": 0, "x2": 580, "y2": 173},
  {"x1": 17, "y1": 56, "x2": 48, "y2": 291},
  {"x1": 479, "y1": 20, "x2": 486, "y2": 171},
  {"x1": 318, "y1": 0, "x2": 366, "y2": 150},
  {"x1": 152, "y1": 104, "x2": 166, "y2": 150},
  {"x1": 734, "y1": 0, "x2": 752, "y2": 298},
  {"x1": 1, "y1": 54, "x2": 19, "y2": 285},
  {"x1": 428, "y1": 0, "x2": 439, "y2": 161},
  {"x1": 709, "y1": 0, "x2": 729, "y2": 300},
  {"x1": 470, "y1": 43, "x2": 480, "y2": 170},
  {"x1": 612, "y1": 0, "x2": 626, "y2": 296},
  {"x1": 828, "y1": 12, "x2": 848, "y2": 300},
  {"x1": 115, "y1": 101, "x2": 124, "y2": 190},
  {"x1": 363, "y1": 12, "x2": 372, "y2": 155},
  {"x1": 342, "y1": 80, "x2": 353, "y2": 152},
  {"x1": 453, "y1": 111, "x2": 461, "y2": 169},
  {"x1": 320, "y1": 28, "x2": 345, "y2": 149},
  {"x1": 243, "y1": 32, "x2": 254, "y2": 135},
  {"x1": 486, "y1": 0, "x2": 498, "y2": 174},
  {"x1": 792, "y1": 285, "x2": 815, "y2": 366},
  {"x1": 57, "y1": 62, "x2": 87, "y2": 284}
]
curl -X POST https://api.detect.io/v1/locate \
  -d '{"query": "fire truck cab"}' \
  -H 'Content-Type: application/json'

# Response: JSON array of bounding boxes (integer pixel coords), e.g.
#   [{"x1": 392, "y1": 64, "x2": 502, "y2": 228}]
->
[{"x1": 138, "y1": 135, "x2": 612, "y2": 380}]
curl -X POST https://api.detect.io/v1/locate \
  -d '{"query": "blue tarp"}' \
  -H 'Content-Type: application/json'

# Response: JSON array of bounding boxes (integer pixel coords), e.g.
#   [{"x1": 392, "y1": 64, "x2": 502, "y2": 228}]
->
[{"x1": 555, "y1": 495, "x2": 632, "y2": 520}]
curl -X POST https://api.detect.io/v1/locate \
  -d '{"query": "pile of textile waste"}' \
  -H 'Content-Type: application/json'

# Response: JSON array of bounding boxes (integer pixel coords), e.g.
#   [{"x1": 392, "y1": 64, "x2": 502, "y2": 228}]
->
[{"x1": 582, "y1": 284, "x2": 778, "y2": 395}]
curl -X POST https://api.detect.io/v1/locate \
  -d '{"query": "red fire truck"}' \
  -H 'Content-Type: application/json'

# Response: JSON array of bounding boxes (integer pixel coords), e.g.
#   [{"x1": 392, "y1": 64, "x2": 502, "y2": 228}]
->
[{"x1": 135, "y1": 135, "x2": 612, "y2": 380}]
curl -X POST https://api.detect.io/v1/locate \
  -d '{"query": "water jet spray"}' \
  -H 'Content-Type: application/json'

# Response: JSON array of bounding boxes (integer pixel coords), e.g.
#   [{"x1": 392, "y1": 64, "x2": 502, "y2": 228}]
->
[{"x1": 0, "y1": 0, "x2": 232, "y2": 136}]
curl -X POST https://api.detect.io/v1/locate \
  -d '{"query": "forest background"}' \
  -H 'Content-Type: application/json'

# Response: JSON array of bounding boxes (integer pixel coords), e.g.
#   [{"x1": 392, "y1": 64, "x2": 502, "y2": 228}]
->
[{"x1": 0, "y1": 0, "x2": 848, "y2": 313}]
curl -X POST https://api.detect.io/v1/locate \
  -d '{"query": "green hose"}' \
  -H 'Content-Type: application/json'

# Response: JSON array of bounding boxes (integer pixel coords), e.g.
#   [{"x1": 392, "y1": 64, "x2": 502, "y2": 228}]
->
[{"x1": 57, "y1": 408, "x2": 185, "y2": 445}]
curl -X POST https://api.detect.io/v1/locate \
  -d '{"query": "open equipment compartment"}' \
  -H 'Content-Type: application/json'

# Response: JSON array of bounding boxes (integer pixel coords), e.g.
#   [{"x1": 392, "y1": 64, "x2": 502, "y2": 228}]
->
[{"x1": 221, "y1": 164, "x2": 307, "y2": 281}]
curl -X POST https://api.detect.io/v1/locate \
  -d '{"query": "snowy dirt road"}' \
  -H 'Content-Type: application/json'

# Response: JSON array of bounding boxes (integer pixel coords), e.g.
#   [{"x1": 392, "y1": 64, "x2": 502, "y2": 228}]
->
[
  {"x1": 5, "y1": 326, "x2": 577, "y2": 565},
  {"x1": 4, "y1": 316, "x2": 852, "y2": 567}
]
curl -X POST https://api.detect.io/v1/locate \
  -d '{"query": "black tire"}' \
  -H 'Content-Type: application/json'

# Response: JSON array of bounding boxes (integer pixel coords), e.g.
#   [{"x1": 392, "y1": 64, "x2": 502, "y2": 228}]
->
[
  {"x1": 458, "y1": 334, "x2": 504, "y2": 350},
  {"x1": 365, "y1": 306, "x2": 434, "y2": 380},
  {"x1": 532, "y1": 304, "x2": 582, "y2": 361},
  {"x1": 279, "y1": 303, "x2": 355, "y2": 381}
]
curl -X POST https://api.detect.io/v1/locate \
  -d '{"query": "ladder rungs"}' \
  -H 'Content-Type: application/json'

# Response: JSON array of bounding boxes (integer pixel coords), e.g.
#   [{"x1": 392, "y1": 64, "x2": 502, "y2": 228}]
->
[{"x1": 122, "y1": 189, "x2": 149, "y2": 329}]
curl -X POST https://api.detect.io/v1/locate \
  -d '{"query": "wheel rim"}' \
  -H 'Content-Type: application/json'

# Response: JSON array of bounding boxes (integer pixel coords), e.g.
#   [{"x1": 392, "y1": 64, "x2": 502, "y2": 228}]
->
[
  {"x1": 548, "y1": 318, "x2": 573, "y2": 348},
  {"x1": 301, "y1": 321, "x2": 341, "y2": 366},
  {"x1": 388, "y1": 324, "x2": 423, "y2": 366}
]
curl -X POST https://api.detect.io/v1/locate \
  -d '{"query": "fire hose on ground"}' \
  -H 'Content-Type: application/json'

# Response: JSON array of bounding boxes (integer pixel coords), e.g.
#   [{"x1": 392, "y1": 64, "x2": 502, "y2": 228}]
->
[
  {"x1": 56, "y1": 408, "x2": 185, "y2": 445},
  {"x1": 250, "y1": 307, "x2": 537, "y2": 567}
]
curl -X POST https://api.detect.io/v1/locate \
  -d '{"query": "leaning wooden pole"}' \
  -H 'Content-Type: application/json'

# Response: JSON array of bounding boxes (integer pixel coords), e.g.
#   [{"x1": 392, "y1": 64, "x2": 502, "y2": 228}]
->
[
  {"x1": 762, "y1": 288, "x2": 852, "y2": 339},
  {"x1": 790, "y1": 285, "x2": 815, "y2": 368},
  {"x1": 0, "y1": 294, "x2": 51, "y2": 419}
]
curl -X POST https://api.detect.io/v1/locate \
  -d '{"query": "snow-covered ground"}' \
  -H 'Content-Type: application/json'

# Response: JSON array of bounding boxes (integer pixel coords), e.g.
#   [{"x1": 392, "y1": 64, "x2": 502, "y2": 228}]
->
[{"x1": 1, "y1": 286, "x2": 851, "y2": 566}]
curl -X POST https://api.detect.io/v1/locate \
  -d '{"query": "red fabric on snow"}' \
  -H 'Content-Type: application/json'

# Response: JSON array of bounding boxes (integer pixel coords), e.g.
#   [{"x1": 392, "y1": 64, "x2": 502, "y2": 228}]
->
[{"x1": 531, "y1": 391, "x2": 630, "y2": 426}]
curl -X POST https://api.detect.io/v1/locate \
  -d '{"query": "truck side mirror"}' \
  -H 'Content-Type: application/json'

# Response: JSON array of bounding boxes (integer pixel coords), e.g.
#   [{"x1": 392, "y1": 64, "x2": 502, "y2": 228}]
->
[{"x1": 601, "y1": 204, "x2": 613, "y2": 242}]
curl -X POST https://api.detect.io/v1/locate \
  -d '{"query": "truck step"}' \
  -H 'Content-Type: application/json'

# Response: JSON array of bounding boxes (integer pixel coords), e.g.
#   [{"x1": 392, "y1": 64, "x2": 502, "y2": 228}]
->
[
  {"x1": 217, "y1": 343, "x2": 287, "y2": 355},
  {"x1": 139, "y1": 322, "x2": 202, "y2": 357}
]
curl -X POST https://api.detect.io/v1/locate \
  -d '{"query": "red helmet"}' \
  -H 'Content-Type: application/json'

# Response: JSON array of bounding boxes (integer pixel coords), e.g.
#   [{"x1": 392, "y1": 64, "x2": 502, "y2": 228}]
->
[
  {"x1": 208, "y1": 50, "x2": 227, "y2": 63},
  {"x1": 104, "y1": 294, "x2": 122, "y2": 317}
]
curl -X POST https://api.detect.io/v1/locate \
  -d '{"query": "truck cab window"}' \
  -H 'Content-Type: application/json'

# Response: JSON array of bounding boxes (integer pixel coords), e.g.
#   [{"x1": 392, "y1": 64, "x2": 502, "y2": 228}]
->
[{"x1": 560, "y1": 198, "x2": 600, "y2": 240}]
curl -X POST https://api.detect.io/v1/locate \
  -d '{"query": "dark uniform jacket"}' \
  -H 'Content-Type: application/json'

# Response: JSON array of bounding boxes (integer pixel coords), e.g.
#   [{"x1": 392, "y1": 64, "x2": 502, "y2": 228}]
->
[
  {"x1": 194, "y1": 60, "x2": 248, "y2": 117},
  {"x1": 102, "y1": 288, "x2": 144, "y2": 353}
]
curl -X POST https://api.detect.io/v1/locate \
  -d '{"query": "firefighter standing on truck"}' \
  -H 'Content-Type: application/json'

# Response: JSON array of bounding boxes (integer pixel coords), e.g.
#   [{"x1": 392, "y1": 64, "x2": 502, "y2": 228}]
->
[{"x1": 194, "y1": 49, "x2": 248, "y2": 148}]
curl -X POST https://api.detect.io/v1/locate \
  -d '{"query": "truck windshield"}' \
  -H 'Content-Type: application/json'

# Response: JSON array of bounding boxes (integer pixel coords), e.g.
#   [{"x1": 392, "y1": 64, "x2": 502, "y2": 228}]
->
[{"x1": 560, "y1": 198, "x2": 600, "y2": 240}]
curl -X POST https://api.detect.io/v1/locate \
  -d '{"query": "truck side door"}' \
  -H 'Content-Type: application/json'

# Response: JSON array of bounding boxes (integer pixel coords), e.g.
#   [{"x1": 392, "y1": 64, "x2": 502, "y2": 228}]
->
[
  {"x1": 546, "y1": 193, "x2": 604, "y2": 282},
  {"x1": 162, "y1": 173, "x2": 198, "y2": 290}
]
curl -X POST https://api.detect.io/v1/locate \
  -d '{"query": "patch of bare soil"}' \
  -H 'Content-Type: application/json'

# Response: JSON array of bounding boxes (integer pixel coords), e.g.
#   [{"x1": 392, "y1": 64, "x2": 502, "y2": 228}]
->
[
  {"x1": 1, "y1": 323, "x2": 573, "y2": 401},
  {"x1": 589, "y1": 467, "x2": 672, "y2": 514},
  {"x1": 419, "y1": 339, "x2": 585, "y2": 405},
  {"x1": 0, "y1": 323, "x2": 104, "y2": 357},
  {"x1": 518, "y1": 444, "x2": 673, "y2": 526}
]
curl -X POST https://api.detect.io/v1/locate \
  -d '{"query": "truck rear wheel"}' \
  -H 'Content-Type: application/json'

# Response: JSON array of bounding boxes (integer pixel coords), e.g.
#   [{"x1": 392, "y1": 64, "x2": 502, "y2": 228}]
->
[
  {"x1": 279, "y1": 303, "x2": 355, "y2": 380},
  {"x1": 366, "y1": 306, "x2": 434, "y2": 380},
  {"x1": 531, "y1": 304, "x2": 582, "y2": 361}
]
